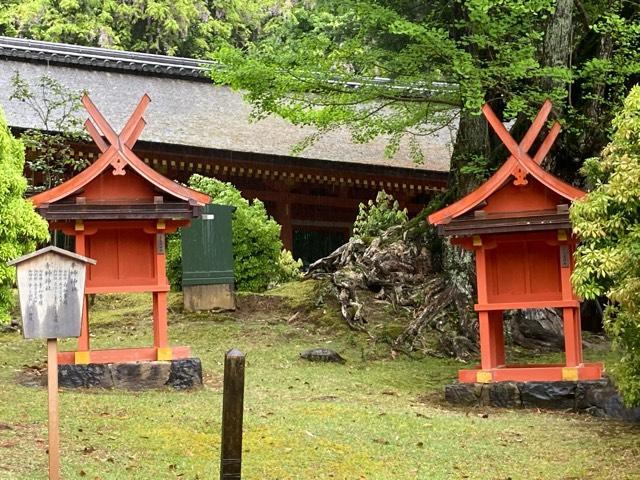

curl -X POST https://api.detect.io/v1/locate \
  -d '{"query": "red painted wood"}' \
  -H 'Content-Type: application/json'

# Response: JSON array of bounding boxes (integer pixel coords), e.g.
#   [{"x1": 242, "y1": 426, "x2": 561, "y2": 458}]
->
[
  {"x1": 429, "y1": 101, "x2": 600, "y2": 383},
  {"x1": 85, "y1": 285, "x2": 170, "y2": 294},
  {"x1": 483, "y1": 178, "x2": 565, "y2": 215},
  {"x1": 86, "y1": 229, "x2": 156, "y2": 288},
  {"x1": 458, "y1": 363, "x2": 604, "y2": 383},
  {"x1": 474, "y1": 300, "x2": 579, "y2": 311},
  {"x1": 490, "y1": 310, "x2": 505, "y2": 367},
  {"x1": 57, "y1": 346, "x2": 192, "y2": 365},
  {"x1": 563, "y1": 308, "x2": 583, "y2": 367},
  {"x1": 31, "y1": 95, "x2": 210, "y2": 207},
  {"x1": 153, "y1": 292, "x2": 168, "y2": 348},
  {"x1": 34, "y1": 94, "x2": 205, "y2": 365},
  {"x1": 428, "y1": 101, "x2": 584, "y2": 226}
]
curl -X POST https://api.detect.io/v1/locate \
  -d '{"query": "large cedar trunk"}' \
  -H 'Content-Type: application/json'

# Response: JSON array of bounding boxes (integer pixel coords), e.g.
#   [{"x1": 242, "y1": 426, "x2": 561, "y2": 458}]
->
[
  {"x1": 449, "y1": 112, "x2": 490, "y2": 197},
  {"x1": 540, "y1": 0, "x2": 574, "y2": 175}
]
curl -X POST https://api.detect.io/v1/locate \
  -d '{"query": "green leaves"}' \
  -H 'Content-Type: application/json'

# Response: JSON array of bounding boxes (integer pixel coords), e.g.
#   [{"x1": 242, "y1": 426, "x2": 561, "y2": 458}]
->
[
  {"x1": 9, "y1": 72, "x2": 89, "y2": 192},
  {"x1": 352, "y1": 190, "x2": 408, "y2": 244},
  {"x1": 0, "y1": 0, "x2": 289, "y2": 57},
  {"x1": 0, "y1": 107, "x2": 49, "y2": 324},
  {"x1": 209, "y1": 0, "x2": 570, "y2": 161},
  {"x1": 571, "y1": 86, "x2": 640, "y2": 407}
]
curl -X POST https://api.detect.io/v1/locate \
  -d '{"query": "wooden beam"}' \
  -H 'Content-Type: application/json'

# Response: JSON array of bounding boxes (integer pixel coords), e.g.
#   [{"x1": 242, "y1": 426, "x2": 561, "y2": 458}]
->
[{"x1": 241, "y1": 189, "x2": 424, "y2": 212}]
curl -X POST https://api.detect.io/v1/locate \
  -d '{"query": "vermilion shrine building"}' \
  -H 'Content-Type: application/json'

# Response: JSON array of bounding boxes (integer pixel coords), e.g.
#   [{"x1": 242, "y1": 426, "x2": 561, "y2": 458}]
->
[
  {"x1": 30, "y1": 94, "x2": 210, "y2": 364},
  {"x1": 0, "y1": 36, "x2": 451, "y2": 265},
  {"x1": 429, "y1": 100, "x2": 603, "y2": 383}
]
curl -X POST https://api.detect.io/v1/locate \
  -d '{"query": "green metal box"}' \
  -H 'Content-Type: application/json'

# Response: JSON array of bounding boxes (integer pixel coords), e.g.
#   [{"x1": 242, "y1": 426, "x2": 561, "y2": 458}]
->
[{"x1": 181, "y1": 203, "x2": 234, "y2": 286}]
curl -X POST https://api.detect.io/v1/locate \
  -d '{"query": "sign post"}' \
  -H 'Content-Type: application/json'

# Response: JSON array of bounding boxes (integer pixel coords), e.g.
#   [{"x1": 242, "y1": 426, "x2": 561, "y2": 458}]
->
[
  {"x1": 8, "y1": 246, "x2": 96, "y2": 479},
  {"x1": 47, "y1": 338, "x2": 60, "y2": 479}
]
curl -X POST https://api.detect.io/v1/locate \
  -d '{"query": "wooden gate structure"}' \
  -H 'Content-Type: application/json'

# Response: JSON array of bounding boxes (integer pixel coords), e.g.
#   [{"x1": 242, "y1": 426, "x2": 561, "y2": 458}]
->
[
  {"x1": 31, "y1": 94, "x2": 210, "y2": 365},
  {"x1": 429, "y1": 100, "x2": 603, "y2": 383}
]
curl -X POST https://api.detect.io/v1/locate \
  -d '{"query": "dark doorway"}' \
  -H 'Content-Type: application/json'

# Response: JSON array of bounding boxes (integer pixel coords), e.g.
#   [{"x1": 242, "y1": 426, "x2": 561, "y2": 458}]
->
[{"x1": 293, "y1": 229, "x2": 349, "y2": 268}]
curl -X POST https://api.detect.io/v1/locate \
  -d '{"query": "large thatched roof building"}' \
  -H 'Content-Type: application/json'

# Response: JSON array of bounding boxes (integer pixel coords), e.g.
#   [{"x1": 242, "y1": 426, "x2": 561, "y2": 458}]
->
[{"x1": 0, "y1": 36, "x2": 454, "y2": 263}]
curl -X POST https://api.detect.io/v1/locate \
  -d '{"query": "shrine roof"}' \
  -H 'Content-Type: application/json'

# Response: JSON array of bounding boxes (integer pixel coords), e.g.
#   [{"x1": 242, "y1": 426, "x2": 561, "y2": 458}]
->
[
  {"x1": 0, "y1": 36, "x2": 453, "y2": 174},
  {"x1": 7, "y1": 246, "x2": 96, "y2": 266},
  {"x1": 30, "y1": 94, "x2": 211, "y2": 208},
  {"x1": 428, "y1": 100, "x2": 585, "y2": 227}
]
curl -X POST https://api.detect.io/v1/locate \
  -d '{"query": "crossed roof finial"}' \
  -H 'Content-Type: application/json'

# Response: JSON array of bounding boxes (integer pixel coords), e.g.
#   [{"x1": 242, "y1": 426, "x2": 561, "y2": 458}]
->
[
  {"x1": 428, "y1": 100, "x2": 585, "y2": 226},
  {"x1": 482, "y1": 99, "x2": 560, "y2": 186},
  {"x1": 82, "y1": 94, "x2": 150, "y2": 175}
]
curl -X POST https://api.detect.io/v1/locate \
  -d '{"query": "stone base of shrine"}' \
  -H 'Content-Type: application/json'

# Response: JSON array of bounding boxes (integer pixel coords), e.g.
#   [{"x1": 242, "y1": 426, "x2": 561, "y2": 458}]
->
[
  {"x1": 458, "y1": 362, "x2": 604, "y2": 383},
  {"x1": 56, "y1": 358, "x2": 203, "y2": 390},
  {"x1": 183, "y1": 283, "x2": 236, "y2": 311},
  {"x1": 444, "y1": 377, "x2": 640, "y2": 423}
]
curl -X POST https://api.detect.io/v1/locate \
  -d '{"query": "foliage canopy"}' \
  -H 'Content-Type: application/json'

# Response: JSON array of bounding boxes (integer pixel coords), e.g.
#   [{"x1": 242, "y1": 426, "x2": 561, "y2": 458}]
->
[
  {"x1": 211, "y1": 0, "x2": 639, "y2": 184},
  {"x1": 0, "y1": 0, "x2": 290, "y2": 57},
  {"x1": 571, "y1": 85, "x2": 640, "y2": 406},
  {"x1": 0, "y1": 107, "x2": 49, "y2": 324}
]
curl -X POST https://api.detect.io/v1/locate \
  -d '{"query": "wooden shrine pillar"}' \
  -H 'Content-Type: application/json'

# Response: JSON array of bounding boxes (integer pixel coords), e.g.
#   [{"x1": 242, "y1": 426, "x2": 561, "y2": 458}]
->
[
  {"x1": 475, "y1": 240, "x2": 506, "y2": 371},
  {"x1": 275, "y1": 201, "x2": 293, "y2": 251},
  {"x1": 74, "y1": 220, "x2": 91, "y2": 361},
  {"x1": 558, "y1": 233, "x2": 583, "y2": 367},
  {"x1": 478, "y1": 310, "x2": 505, "y2": 370},
  {"x1": 153, "y1": 229, "x2": 170, "y2": 359}
]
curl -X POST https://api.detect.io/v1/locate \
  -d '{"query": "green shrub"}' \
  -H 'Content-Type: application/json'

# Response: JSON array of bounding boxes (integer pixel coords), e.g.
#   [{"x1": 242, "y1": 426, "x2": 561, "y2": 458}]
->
[
  {"x1": 352, "y1": 190, "x2": 408, "y2": 243},
  {"x1": 0, "y1": 108, "x2": 49, "y2": 323},
  {"x1": 275, "y1": 249, "x2": 303, "y2": 285},
  {"x1": 166, "y1": 174, "x2": 301, "y2": 292},
  {"x1": 571, "y1": 86, "x2": 640, "y2": 406},
  {"x1": 165, "y1": 233, "x2": 183, "y2": 291}
]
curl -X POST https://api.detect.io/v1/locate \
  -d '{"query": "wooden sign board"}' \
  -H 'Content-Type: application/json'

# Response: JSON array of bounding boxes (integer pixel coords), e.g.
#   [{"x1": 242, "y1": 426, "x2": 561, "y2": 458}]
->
[{"x1": 8, "y1": 246, "x2": 96, "y2": 339}]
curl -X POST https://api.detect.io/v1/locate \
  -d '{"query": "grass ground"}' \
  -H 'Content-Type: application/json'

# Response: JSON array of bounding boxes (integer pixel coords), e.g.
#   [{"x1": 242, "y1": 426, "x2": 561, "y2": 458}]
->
[{"x1": 0, "y1": 281, "x2": 638, "y2": 479}]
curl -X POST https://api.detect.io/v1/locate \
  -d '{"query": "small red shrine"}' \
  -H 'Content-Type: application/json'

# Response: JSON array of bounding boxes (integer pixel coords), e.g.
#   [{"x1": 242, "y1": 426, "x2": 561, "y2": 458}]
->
[
  {"x1": 31, "y1": 94, "x2": 210, "y2": 365},
  {"x1": 429, "y1": 100, "x2": 603, "y2": 383}
]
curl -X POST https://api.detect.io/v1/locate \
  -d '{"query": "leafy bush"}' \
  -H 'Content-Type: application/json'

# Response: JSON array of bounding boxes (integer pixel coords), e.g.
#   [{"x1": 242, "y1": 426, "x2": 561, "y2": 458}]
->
[
  {"x1": 571, "y1": 86, "x2": 640, "y2": 406},
  {"x1": 0, "y1": 107, "x2": 49, "y2": 324},
  {"x1": 166, "y1": 174, "x2": 301, "y2": 292},
  {"x1": 352, "y1": 190, "x2": 408, "y2": 243},
  {"x1": 275, "y1": 249, "x2": 303, "y2": 285},
  {"x1": 165, "y1": 233, "x2": 183, "y2": 291}
]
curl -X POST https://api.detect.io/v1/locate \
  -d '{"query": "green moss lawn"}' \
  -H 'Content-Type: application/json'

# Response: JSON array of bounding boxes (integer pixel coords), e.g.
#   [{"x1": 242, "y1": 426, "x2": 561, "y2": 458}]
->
[{"x1": 0, "y1": 282, "x2": 638, "y2": 479}]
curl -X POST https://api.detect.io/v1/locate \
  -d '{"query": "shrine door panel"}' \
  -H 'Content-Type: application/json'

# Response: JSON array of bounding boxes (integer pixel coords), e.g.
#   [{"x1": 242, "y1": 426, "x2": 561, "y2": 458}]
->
[
  {"x1": 486, "y1": 240, "x2": 561, "y2": 303},
  {"x1": 527, "y1": 241, "x2": 561, "y2": 296},
  {"x1": 86, "y1": 229, "x2": 156, "y2": 290}
]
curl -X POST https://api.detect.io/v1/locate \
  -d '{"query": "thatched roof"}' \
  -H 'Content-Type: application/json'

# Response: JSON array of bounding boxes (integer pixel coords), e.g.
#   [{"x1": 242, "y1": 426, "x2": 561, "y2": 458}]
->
[{"x1": 0, "y1": 36, "x2": 453, "y2": 173}]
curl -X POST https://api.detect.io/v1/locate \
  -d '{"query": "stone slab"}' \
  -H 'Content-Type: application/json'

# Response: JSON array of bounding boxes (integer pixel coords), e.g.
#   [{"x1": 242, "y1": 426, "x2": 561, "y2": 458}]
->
[
  {"x1": 167, "y1": 358, "x2": 203, "y2": 390},
  {"x1": 55, "y1": 358, "x2": 203, "y2": 390},
  {"x1": 183, "y1": 284, "x2": 236, "y2": 311},
  {"x1": 521, "y1": 381, "x2": 577, "y2": 410},
  {"x1": 111, "y1": 361, "x2": 172, "y2": 390},
  {"x1": 444, "y1": 378, "x2": 640, "y2": 423},
  {"x1": 59, "y1": 364, "x2": 114, "y2": 389}
]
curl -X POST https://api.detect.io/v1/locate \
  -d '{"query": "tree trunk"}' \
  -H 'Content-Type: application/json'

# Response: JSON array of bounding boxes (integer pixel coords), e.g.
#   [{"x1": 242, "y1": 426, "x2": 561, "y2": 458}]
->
[
  {"x1": 541, "y1": 0, "x2": 574, "y2": 174},
  {"x1": 543, "y1": 0, "x2": 574, "y2": 74},
  {"x1": 449, "y1": 111, "x2": 490, "y2": 197}
]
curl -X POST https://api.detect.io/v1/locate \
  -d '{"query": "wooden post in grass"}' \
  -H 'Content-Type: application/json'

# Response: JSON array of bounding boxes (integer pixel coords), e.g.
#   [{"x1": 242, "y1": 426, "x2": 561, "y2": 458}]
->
[
  {"x1": 47, "y1": 338, "x2": 60, "y2": 480},
  {"x1": 8, "y1": 247, "x2": 96, "y2": 480},
  {"x1": 220, "y1": 348, "x2": 245, "y2": 480}
]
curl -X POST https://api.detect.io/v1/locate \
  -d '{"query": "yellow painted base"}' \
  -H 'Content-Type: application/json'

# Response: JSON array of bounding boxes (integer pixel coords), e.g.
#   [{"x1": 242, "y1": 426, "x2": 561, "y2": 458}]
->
[
  {"x1": 74, "y1": 351, "x2": 91, "y2": 364},
  {"x1": 157, "y1": 347, "x2": 173, "y2": 361},
  {"x1": 476, "y1": 371, "x2": 493, "y2": 383},
  {"x1": 562, "y1": 367, "x2": 579, "y2": 381}
]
